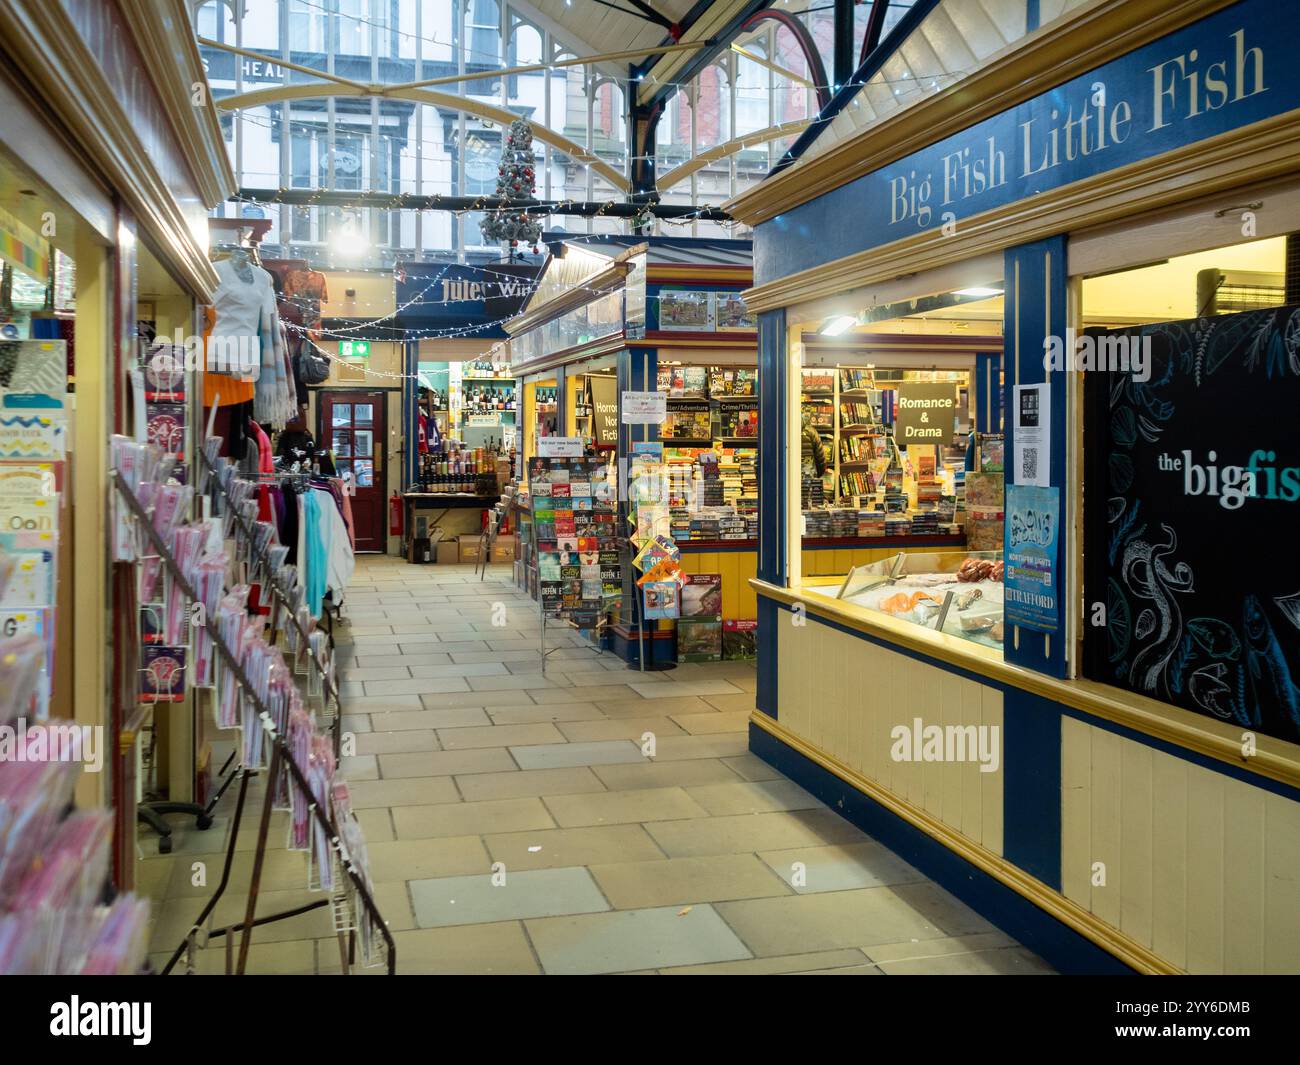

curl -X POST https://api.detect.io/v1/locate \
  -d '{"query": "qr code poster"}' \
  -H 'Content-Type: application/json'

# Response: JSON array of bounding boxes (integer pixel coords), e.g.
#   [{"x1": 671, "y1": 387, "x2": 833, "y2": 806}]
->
[
  {"x1": 1020, "y1": 446, "x2": 1038, "y2": 482},
  {"x1": 1012, "y1": 383, "x2": 1050, "y2": 487}
]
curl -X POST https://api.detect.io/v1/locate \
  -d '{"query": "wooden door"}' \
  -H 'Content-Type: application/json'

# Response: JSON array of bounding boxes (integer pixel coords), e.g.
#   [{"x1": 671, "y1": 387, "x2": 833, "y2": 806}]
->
[{"x1": 319, "y1": 390, "x2": 386, "y2": 552}]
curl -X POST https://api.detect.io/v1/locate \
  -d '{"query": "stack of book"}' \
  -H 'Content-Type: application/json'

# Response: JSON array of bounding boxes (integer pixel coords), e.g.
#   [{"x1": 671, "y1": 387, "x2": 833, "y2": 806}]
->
[
  {"x1": 803, "y1": 509, "x2": 832, "y2": 537},
  {"x1": 830, "y1": 508, "x2": 859, "y2": 537},
  {"x1": 910, "y1": 511, "x2": 941, "y2": 536},
  {"x1": 718, "y1": 513, "x2": 748, "y2": 540},
  {"x1": 669, "y1": 506, "x2": 692, "y2": 542},
  {"x1": 858, "y1": 509, "x2": 886, "y2": 537}
]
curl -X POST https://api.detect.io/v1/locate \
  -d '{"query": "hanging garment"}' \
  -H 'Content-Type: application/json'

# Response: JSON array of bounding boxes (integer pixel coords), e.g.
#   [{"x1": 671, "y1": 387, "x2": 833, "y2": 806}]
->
[
  {"x1": 301, "y1": 490, "x2": 327, "y2": 617},
  {"x1": 295, "y1": 481, "x2": 356, "y2": 617},
  {"x1": 201, "y1": 304, "x2": 255, "y2": 410},
  {"x1": 253, "y1": 315, "x2": 295, "y2": 428},
  {"x1": 283, "y1": 269, "x2": 329, "y2": 303},
  {"x1": 280, "y1": 479, "x2": 300, "y2": 565},
  {"x1": 209, "y1": 398, "x2": 256, "y2": 462},
  {"x1": 315, "y1": 483, "x2": 354, "y2": 599},
  {"x1": 328, "y1": 477, "x2": 356, "y2": 549},
  {"x1": 249, "y1": 419, "x2": 274, "y2": 475},
  {"x1": 206, "y1": 256, "x2": 276, "y2": 388}
]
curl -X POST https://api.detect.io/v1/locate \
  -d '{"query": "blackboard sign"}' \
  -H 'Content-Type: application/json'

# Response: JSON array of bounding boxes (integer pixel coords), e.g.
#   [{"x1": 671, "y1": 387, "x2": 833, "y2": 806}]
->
[
  {"x1": 588, "y1": 375, "x2": 618, "y2": 447},
  {"x1": 1083, "y1": 306, "x2": 1300, "y2": 745}
]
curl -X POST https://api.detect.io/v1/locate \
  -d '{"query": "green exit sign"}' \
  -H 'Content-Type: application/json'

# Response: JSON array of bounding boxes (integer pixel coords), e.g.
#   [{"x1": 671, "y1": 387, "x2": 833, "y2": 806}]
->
[{"x1": 339, "y1": 340, "x2": 370, "y2": 358}]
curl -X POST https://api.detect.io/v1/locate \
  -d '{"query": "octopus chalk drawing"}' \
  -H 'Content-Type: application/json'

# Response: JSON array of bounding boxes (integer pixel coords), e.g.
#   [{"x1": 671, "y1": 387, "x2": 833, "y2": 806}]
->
[{"x1": 1123, "y1": 525, "x2": 1194, "y2": 697}]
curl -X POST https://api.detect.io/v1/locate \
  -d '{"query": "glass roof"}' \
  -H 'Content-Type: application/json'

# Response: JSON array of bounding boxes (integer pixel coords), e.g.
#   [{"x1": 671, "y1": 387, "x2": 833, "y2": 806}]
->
[{"x1": 193, "y1": 1, "x2": 920, "y2": 269}]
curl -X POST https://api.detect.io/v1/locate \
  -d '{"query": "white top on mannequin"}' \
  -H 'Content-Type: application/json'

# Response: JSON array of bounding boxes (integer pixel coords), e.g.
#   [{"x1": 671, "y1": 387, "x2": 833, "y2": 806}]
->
[{"x1": 208, "y1": 255, "x2": 277, "y2": 382}]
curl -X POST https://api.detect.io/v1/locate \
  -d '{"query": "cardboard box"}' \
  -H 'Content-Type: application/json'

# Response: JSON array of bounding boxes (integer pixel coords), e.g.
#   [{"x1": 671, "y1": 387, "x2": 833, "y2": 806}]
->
[
  {"x1": 437, "y1": 539, "x2": 460, "y2": 565},
  {"x1": 458, "y1": 534, "x2": 483, "y2": 563},
  {"x1": 491, "y1": 540, "x2": 516, "y2": 563}
]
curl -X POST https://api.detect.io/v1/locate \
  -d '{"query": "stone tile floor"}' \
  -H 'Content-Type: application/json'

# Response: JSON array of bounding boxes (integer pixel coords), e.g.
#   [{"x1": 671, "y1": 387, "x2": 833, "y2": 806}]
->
[{"x1": 139, "y1": 555, "x2": 1053, "y2": 975}]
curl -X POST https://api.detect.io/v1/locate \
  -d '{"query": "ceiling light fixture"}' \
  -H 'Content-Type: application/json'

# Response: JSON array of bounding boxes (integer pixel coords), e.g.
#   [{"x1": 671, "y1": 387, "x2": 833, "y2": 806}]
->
[
  {"x1": 953, "y1": 287, "x2": 1004, "y2": 297},
  {"x1": 819, "y1": 315, "x2": 857, "y2": 336}
]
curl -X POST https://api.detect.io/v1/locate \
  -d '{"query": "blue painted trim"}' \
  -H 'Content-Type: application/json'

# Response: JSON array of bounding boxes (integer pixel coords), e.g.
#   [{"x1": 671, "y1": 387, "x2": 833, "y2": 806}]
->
[
  {"x1": 1027, "y1": 0, "x2": 1041, "y2": 34},
  {"x1": 757, "y1": 308, "x2": 786, "y2": 584},
  {"x1": 974, "y1": 352, "x2": 1002, "y2": 434},
  {"x1": 611, "y1": 624, "x2": 676, "y2": 667},
  {"x1": 748, "y1": 721, "x2": 1133, "y2": 974},
  {"x1": 1003, "y1": 237, "x2": 1069, "y2": 679},
  {"x1": 1002, "y1": 687, "x2": 1061, "y2": 890},
  {"x1": 756, "y1": 595, "x2": 779, "y2": 719},
  {"x1": 761, "y1": 592, "x2": 1300, "y2": 804}
]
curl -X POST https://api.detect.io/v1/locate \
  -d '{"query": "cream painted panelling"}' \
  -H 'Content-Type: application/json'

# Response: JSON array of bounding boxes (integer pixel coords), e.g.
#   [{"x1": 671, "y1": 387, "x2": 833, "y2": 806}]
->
[
  {"x1": 1061, "y1": 718, "x2": 1300, "y2": 974},
  {"x1": 776, "y1": 617, "x2": 1004, "y2": 855}
]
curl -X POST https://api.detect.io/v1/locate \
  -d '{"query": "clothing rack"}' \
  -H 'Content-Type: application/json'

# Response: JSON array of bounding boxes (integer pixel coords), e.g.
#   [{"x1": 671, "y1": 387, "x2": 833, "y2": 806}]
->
[
  {"x1": 199, "y1": 446, "x2": 344, "y2": 758},
  {"x1": 112, "y1": 470, "x2": 395, "y2": 975}
]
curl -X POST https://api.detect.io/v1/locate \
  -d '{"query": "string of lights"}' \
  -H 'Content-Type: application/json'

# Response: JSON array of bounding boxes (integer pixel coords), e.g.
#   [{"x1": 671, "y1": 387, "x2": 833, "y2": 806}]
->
[
  {"x1": 229, "y1": 188, "x2": 733, "y2": 221},
  {"x1": 220, "y1": 104, "x2": 808, "y2": 176}
]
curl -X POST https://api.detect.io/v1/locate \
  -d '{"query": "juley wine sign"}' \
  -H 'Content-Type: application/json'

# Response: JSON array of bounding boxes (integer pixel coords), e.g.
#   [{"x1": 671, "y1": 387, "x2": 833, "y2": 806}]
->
[{"x1": 1083, "y1": 305, "x2": 1300, "y2": 744}]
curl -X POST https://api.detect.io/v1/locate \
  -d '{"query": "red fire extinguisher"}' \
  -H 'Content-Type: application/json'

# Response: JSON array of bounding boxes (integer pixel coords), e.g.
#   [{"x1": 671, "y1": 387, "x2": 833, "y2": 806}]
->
[{"x1": 389, "y1": 492, "x2": 403, "y2": 537}]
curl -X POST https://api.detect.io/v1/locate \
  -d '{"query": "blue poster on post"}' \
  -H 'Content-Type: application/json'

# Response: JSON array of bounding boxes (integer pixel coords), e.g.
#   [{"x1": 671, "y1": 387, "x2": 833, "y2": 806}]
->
[{"x1": 1004, "y1": 484, "x2": 1060, "y2": 633}]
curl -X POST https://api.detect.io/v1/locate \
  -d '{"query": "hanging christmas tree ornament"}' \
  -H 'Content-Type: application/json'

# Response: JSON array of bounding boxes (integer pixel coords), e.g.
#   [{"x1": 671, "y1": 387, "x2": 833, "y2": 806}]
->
[{"x1": 480, "y1": 118, "x2": 544, "y2": 252}]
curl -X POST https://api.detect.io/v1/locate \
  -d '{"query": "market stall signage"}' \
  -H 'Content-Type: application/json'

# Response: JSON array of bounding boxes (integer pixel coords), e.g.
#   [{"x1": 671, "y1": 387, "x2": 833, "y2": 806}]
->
[
  {"x1": 395, "y1": 261, "x2": 541, "y2": 338},
  {"x1": 756, "y1": 0, "x2": 1300, "y2": 285},
  {"x1": 537, "y1": 436, "x2": 583, "y2": 458},
  {"x1": 894, "y1": 384, "x2": 956, "y2": 445},
  {"x1": 589, "y1": 376, "x2": 619, "y2": 446},
  {"x1": 620, "y1": 390, "x2": 667, "y2": 425}
]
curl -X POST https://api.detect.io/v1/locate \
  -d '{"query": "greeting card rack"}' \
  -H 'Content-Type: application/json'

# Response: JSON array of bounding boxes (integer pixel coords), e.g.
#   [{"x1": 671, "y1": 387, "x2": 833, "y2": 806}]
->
[
  {"x1": 112, "y1": 471, "x2": 394, "y2": 975},
  {"x1": 523, "y1": 505, "x2": 604, "y2": 671}
]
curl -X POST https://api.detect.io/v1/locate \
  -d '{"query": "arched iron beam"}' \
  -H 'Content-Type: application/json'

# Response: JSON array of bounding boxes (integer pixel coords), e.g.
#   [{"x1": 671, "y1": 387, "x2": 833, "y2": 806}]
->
[{"x1": 738, "y1": 8, "x2": 832, "y2": 113}]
